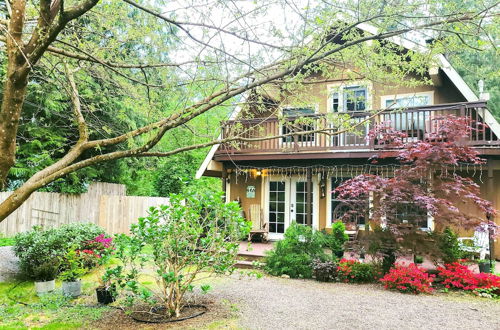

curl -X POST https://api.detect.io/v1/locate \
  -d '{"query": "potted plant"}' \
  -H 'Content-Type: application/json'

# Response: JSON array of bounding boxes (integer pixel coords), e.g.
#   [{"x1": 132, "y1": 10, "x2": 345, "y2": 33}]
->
[
  {"x1": 413, "y1": 255, "x2": 424, "y2": 265},
  {"x1": 478, "y1": 259, "x2": 492, "y2": 273},
  {"x1": 96, "y1": 270, "x2": 117, "y2": 305},
  {"x1": 59, "y1": 249, "x2": 87, "y2": 297},
  {"x1": 323, "y1": 221, "x2": 349, "y2": 258},
  {"x1": 33, "y1": 258, "x2": 60, "y2": 295}
]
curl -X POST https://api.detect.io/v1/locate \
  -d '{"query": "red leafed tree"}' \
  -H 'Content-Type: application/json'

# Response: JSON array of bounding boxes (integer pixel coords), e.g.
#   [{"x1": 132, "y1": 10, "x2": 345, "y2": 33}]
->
[{"x1": 335, "y1": 115, "x2": 497, "y2": 236}]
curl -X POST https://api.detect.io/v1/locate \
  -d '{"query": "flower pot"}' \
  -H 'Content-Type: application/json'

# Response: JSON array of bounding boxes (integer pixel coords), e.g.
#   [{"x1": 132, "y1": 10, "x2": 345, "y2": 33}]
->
[
  {"x1": 34, "y1": 279, "x2": 55, "y2": 295},
  {"x1": 478, "y1": 262, "x2": 491, "y2": 273},
  {"x1": 335, "y1": 250, "x2": 344, "y2": 259},
  {"x1": 96, "y1": 286, "x2": 116, "y2": 304},
  {"x1": 62, "y1": 280, "x2": 82, "y2": 297}
]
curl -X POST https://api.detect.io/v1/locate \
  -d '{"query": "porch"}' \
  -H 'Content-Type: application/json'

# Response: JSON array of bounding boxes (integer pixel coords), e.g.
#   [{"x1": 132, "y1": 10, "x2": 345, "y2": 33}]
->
[{"x1": 216, "y1": 101, "x2": 500, "y2": 159}]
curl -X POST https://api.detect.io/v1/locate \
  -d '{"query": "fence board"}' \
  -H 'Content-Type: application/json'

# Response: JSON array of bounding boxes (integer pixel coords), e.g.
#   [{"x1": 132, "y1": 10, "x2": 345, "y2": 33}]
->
[{"x1": 0, "y1": 182, "x2": 169, "y2": 236}]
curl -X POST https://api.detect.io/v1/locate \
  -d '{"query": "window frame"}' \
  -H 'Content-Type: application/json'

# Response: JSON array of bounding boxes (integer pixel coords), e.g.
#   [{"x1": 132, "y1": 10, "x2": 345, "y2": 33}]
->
[
  {"x1": 380, "y1": 91, "x2": 434, "y2": 109},
  {"x1": 279, "y1": 104, "x2": 319, "y2": 145}
]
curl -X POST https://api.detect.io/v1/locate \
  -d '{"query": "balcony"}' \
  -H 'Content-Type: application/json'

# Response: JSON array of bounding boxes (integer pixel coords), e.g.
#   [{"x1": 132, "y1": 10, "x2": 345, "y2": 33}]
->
[{"x1": 215, "y1": 101, "x2": 500, "y2": 159}]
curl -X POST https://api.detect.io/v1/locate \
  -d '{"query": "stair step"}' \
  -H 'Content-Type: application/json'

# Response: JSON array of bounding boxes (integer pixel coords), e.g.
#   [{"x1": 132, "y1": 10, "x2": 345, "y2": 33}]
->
[
  {"x1": 237, "y1": 252, "x2": 265, "y2": 262},
  {"x1": 235, "y1": 260, "x2": 255, "y2": 269}
]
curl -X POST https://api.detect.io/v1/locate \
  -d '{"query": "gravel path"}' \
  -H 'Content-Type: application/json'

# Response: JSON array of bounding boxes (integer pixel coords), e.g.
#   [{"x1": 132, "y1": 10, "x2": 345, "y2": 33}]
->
[
  {"x1": 0, "y1": 246, "x2": 20, "y2": 282},
  {"x1": 208, "y1": 274, "x2": 500, "y2": 330}
]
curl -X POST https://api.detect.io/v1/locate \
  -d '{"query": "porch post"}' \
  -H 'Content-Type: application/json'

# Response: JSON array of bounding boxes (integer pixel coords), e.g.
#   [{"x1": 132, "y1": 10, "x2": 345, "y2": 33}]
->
[
  {"x1": 221, "y1": 166, "x2": 227, "y2": 202},
  {"x1": 306, "y1": 168, "x2": 312, "y2": 226},
  {"x1": 487, "y1": 161, "x2": 495, "y2": 260}
]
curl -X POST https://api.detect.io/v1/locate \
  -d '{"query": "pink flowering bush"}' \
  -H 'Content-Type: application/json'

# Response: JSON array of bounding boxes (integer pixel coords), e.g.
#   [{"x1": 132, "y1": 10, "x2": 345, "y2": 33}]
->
[
  {"x1": 78, "y1": 234, "x2": 114, "y2": 268},
  {"x1": 437, "y1": 262, "x2": 500, "y2": 293},
  {"x1": 337, "y1": 259, "x2": 379, "y2": 283},
  {"x1": 380, "y1": 263, "x2": 434, "y2": 294}
]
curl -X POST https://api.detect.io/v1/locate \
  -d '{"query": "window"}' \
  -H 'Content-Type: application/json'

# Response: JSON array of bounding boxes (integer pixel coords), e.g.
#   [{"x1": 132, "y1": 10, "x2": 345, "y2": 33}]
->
[
  {"x1": 281, "y1": 106, "x2": 316, "y2": 143},
  {"x1": 384, "y1": 95, "x2": 431, "y2": 109},
  {"x1": 330, "y1": 178, "x2": 368, "y2": 227},
  {"x1": 388, "y1": 201, "x2": 429, "y2": 229},
  {"x1": 381, "y1": 92, "x2": 433, "y2": 132},
  {"x1": 331, "y1": 86, "x2": 368, "y2": 112}
]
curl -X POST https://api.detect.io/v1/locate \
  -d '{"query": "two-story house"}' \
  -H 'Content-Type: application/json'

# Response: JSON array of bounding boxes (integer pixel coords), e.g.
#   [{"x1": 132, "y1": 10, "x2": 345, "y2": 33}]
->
[{"x1": 196, "y1": 24, "x2": 500, "y2": 258}]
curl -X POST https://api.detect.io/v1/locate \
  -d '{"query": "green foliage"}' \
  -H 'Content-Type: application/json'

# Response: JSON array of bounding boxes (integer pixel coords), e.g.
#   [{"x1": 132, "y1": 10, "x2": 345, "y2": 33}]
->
[
  {"x1": 106, "y1": 190, "x2": 249, "y2": 317},
  {"x1": 337, "y1": 259, "x2": 379, "y2": 283},
  {"x1": 265, "y1": 223, "x2": 327, "y2": 278},
  {"x1": 13, "y1": 223, "x2": 105, "y2": 280},
  {"x1": 322, "y1": 221, "x2": 348, "y2": 255},
  {"x1": 58, "y1": 248, "x2": 87, "y2": 282},
  {"x1": 438, "y1": 228, "x2": 463, "y2": 264},
  {"x1": 0, "y1": 235, "x2": 14, "y2": 247}
]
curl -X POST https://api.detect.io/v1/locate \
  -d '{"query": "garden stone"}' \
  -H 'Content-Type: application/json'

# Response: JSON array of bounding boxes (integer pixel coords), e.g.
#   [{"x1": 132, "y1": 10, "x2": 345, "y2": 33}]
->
[
  {"x1": 0, "y1": 246, "x2": 20, "y2": 282},
  {"x1": 281, "y1": 274, "x2": 290, "y2": 279}
]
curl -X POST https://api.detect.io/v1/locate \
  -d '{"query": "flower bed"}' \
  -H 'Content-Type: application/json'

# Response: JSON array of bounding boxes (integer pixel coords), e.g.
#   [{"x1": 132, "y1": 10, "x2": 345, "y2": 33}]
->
[
  {"x1": 437, "y1": 262, "x2": 500, "y2": 292},
  {"x1": 337, "y1": 259, "x2": 378, "y2": 283},
  {"x1": 380, "y1": 263, "x2": 434, "y2": 294}
]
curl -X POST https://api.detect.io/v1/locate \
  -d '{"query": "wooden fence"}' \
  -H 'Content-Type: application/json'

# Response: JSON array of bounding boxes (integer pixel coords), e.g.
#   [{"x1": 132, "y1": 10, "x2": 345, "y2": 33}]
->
[{"x1": 0, "y1": 182, "x2": 169, "y2": 236}]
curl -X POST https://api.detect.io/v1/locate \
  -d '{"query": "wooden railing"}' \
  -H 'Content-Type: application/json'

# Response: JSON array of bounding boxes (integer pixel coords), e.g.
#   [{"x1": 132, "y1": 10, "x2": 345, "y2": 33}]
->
[{"x1": 217, "y1": 101, "x2": 499, "y2": 155}]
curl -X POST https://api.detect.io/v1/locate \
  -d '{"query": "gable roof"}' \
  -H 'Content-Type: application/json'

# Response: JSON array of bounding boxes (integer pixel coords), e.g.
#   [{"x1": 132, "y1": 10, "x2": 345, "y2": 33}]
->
[{"x1": 196, "y1": 22, "x2": 496, "y2": 178}]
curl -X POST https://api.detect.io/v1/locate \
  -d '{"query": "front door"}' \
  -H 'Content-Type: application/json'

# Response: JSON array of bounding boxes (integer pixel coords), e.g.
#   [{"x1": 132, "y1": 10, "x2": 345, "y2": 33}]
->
[{"x1": 267, "y1": 176, "x2": 318, "y2": 240}]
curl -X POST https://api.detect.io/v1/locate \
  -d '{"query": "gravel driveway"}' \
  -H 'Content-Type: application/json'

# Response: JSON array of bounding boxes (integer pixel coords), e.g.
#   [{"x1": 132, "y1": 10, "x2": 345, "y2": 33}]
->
[
  {"x1": 208, "y1": 274, "x2": 500, "y2": 330},
  {"x1": 0, "y1": 246, "x2": 19, "y2": 282}
]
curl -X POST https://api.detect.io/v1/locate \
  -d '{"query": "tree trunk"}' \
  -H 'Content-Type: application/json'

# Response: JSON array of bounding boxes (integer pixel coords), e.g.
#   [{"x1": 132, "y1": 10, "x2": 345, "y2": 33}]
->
[
  {"x1": 0, "y1": 184, "x2": 33, "y2": 221},
  {"x1": 0, "y1": 71, "x2": 29, "y2": 190}
]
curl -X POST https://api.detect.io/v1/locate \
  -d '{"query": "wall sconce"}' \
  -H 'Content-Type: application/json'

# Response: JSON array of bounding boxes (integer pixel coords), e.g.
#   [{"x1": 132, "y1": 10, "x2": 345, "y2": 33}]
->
[{"x1": 255, "y1": 170, "x2": 262, "y2": 176}]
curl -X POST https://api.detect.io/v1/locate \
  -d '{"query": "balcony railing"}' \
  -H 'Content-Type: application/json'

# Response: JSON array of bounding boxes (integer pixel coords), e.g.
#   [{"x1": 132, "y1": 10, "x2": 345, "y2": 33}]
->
[{"x1": 216, "y1": 101, "x2": 499, "y2": 155}]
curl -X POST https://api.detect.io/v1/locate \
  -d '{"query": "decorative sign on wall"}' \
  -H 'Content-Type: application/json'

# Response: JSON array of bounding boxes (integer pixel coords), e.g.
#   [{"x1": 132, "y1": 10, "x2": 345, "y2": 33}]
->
[{"x1": 246, "y1": 185, "x2": 256, "y2": 198}]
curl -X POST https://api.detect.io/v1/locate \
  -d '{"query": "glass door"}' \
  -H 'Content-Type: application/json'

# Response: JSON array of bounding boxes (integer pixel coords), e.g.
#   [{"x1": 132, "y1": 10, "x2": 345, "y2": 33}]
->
[{"x1": 268, "y1": 180, "x2": 288, "y2": 239}]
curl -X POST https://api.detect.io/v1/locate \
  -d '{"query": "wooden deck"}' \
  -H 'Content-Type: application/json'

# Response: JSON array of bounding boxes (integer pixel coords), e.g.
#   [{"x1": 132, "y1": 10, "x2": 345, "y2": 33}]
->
[
  {"x1": 235, "y1": 241, "x2": 275, "y2": 269},
  {"x1": 216, "y1": 101, "x2": 499, "y2": 160}
]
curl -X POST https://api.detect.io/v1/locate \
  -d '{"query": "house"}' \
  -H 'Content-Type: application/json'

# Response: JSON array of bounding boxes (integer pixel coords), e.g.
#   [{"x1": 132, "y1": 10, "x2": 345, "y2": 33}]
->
[{"x1": 196, "y1": 24, "x2": 500, "y2": 258}]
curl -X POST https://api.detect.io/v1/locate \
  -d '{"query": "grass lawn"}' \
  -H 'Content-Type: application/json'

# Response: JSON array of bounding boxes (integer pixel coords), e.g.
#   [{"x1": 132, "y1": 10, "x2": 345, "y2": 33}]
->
[{"x1": 0, "y1": 236, "x2": 15, "y2": 247}]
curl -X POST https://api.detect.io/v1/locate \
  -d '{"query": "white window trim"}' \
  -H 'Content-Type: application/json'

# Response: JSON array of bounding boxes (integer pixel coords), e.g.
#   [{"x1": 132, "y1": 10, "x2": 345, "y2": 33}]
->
[
  {"x1": 327, "y1": 81, "x2": 373, "y2": 113},
  {"x1": 326, "y1": 176, "x2": 434, "y2": 231},
  {"x1": 327, "y1": 81, "x2": 373, "y2": 147},
  {"x1": 380, "y1": 91, "x2": 434, "y2": 109},
  {"x1": 325, "y1": 176, "x2": 369, "y2": 230},
  {"x1": 279, "y1": 104, "x2": 319, "y2": 147}
]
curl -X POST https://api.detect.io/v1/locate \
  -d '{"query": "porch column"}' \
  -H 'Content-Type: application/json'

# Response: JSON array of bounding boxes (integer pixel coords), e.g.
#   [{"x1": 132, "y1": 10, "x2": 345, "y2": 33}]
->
[
  {"x1": 487, "y1": 161, "x2": 495, "y2": 259},
  {"x1": 306, "y1": 168, "x2": 312, "y2": 226},
  {"x1": 221, "y1": 166, "x2": 227, "y2": 202}
]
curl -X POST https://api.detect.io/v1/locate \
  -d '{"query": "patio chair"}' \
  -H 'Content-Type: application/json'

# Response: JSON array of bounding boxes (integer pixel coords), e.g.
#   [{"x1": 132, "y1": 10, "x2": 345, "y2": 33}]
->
[
  {"x1": 248, "y1": 204, "x2": 268, "y2": 242},
  {"x1": 458, "y1": 226, "x2": 490, "y2": 260}
]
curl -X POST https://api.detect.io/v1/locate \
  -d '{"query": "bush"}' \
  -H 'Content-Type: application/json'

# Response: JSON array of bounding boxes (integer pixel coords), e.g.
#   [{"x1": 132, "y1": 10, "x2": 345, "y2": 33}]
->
[
  {"x1": 265, "y1": 223, "x2": 327, "y2": 279},
  {"x1": 14, "y1": 223, "x2": 107, "y2": 280},
  {"x1": 322, "y1": 221, "x2": 348, "y2": 256},
  {"x1": 337, "y1": 259, "x2": 378, "y2": 283},
  {"x1": 437, "y1": 262, "x2": 500, "y2": 292},
  {"x1": 107, "y1": 191, "x2": 249, "y2": 318},
  {"x1": 312, "y1": 259, "x2": 337, "y2": 282},
  {"x1": 380, "y1": 263, "x2": 434, "y2": 294},
  {"x1": 438, "y1": 228, "x2": 462, "y2": 264}
]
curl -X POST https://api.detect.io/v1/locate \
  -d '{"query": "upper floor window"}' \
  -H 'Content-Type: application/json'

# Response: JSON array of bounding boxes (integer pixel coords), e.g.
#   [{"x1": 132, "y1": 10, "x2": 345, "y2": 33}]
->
[
  {"x1": 332, "y1": 86, "x2": 368, "y2": 112},
  {"x1": 383, "y1": 92, "x2": 433, "y2": 109},
  {"x1": 281, "y1": 106, "x2": 316, "y2": 143}
]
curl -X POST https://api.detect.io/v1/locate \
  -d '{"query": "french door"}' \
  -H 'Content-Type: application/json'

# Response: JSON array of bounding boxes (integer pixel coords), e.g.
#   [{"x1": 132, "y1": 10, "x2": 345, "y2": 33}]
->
[{"x1": 267, "y1": 176, "x2": 318, "y2": 240}]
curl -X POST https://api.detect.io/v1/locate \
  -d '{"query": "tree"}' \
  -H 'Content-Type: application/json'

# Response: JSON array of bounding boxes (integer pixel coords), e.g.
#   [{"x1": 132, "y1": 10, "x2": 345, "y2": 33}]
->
[
  {"x1": 0, "y1": 0, "x2": 497, "y2": 221},
  {"x1": 106, "y1": 191, "x2": 248, "y2": 318},
  {"x1": 334, "y1": 115, "x2": 498, "y2": 267}
]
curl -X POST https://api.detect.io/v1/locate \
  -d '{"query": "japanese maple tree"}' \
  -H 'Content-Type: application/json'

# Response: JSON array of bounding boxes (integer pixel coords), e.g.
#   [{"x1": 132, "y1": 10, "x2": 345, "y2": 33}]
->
[{"x1": 335, "y1": 115, "x2": 497, "y2": 244}]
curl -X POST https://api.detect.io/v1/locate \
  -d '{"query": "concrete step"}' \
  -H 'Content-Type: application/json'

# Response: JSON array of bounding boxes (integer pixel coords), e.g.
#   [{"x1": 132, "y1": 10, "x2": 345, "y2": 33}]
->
[
  {"x1": 234, "y1": 260, "x2": 256, "y2": 269},
  {"x1": 237, "y1": 252, "x2": 265, "y2": 262}
]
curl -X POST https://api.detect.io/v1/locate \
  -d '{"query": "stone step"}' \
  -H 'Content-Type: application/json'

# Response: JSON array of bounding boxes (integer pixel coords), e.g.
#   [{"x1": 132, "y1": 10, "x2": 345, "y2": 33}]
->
[
  {"x1": 237, "y1": 252, "x2": 265, "y2": 262},
  {"x1": 234, "y1": 260, "x2": 256, "y2": 269}
]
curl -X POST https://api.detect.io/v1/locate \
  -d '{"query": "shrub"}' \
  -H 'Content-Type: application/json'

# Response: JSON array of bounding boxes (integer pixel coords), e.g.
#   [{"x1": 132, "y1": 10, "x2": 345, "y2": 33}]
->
[
  {"x1": 380, "y1": 263, "x2": 434, "y2": 294},
  {"x1": 14, "y1": 223, "x2": 107, "y2": 280},
  {"x1": 78, "y1": 234, "x2": 114, "y2": 268},
  {"x1": 322, "y1": 221, "x2": 348, "y2": 256},
  {"x1": 107, "y1": 191, "x2": 249, "y2": 318},
  {"x1": 437, "y1": 262, "x2": 500, "y2": 292},
  {"x1": 337, "y1": 259, "x2": 378, "y2": 283},
  {"x1": 265, "y1": 222, "x2": 326, "y2": 279},
  {"x1": 312, "y1": 259, "x2": 337, "y2": 282},
  {"x1": 438, "y1": 228, "x2": 462, "y2": 264},
  {"x1": 58, "y1": 248, "x2": 87, "y2": 282}
]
